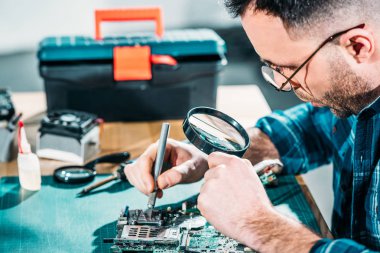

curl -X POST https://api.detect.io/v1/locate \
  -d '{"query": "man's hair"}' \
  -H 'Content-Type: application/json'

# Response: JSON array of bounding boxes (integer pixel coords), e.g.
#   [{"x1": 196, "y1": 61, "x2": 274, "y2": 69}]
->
[{"x1": 224, "y1": 0, "x2": 380, "y2": 36}]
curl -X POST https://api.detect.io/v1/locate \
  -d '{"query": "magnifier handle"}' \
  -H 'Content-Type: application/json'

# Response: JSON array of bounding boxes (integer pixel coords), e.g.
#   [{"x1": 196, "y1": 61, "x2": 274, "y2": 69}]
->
[
  {"x1": 77, "y1": 175, "x2": 118, "y2": 196},
  {"x1": 252, "y1": 159, "x2": 283, "y2": 186},
  {"x1": 88, "y1": 152, "x2": 131, "y2": 167}
]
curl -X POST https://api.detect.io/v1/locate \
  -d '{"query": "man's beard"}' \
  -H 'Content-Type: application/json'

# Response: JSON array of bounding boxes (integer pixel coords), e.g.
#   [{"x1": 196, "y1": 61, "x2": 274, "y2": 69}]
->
[
  {"x1": 296, "y1": 54, "x2": 377, "y2": 119},
  {"x1": 323, "y1": 57, "x2": 377, "y2": 118}
]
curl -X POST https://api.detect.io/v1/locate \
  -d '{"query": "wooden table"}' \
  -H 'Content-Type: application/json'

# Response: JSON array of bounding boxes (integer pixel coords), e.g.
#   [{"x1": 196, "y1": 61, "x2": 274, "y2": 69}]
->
[
  {"x1": 0, "y1": 85, "x2": 331, "y2": 238},
  {"x1": 0, "y1": 85, "x2": 271, "y2": 176}
]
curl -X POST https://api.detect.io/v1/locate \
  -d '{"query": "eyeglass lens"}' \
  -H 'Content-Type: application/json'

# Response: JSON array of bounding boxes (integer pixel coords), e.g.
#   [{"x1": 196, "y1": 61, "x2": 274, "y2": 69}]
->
[{"x1": 261, "y1": 66, "x2": 292, "y2": 91}]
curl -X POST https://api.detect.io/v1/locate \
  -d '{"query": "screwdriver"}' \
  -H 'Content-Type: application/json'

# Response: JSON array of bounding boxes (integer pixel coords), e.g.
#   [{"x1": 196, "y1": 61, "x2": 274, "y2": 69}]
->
[
  {"x1": 147, "y1": 123, "x2": 170, "y2": 210},
  {"x1": 76, "y1": 161, "x2": 132, "y2": 196}
]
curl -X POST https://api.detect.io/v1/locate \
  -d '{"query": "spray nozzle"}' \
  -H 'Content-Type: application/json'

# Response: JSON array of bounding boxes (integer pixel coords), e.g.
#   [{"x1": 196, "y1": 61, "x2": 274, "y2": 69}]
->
[{"x1": 18, "y1": 121, "x2": 31, "y2": 154}]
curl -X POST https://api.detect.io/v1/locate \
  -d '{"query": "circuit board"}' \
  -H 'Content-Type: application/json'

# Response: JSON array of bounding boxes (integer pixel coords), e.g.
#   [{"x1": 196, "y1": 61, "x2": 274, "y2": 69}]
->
[{"x1": 104, "y1": 202, "x2": 256, "y2": 253}]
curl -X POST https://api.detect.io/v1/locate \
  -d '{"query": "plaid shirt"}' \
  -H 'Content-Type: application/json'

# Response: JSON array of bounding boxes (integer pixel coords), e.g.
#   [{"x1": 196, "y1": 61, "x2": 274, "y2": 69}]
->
[{"x1": 255, "y1": 96, "x2": 380, "y2": 252}]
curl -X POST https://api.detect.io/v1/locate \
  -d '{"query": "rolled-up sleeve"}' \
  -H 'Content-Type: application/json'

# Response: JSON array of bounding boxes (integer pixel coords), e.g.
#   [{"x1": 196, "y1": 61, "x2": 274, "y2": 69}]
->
[
  {"x1": 311, "y1": 238, "x2": 377, "y2": 253},
  {"x1": 255, "y1": 103, "x2": 333, "y2": 174}
]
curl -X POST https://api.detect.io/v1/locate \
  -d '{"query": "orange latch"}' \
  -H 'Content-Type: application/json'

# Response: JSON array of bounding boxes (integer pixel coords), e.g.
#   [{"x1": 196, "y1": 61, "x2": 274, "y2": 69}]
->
[
  {"x1": 151, "y1": 55, "x2": 178, "y2": 66},
  {"x1": 113, "y1": 46, "x2": 178, "y2": 81},
  {"x1": 113, "y1": 46, "x2": 152, "y2": 81}
]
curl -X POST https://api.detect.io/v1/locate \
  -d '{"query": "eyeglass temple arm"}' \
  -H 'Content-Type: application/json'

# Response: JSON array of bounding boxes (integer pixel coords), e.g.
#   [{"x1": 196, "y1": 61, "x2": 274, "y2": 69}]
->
[{"x1": 278, "y1": 23, "x2": 365, "y2": 90}]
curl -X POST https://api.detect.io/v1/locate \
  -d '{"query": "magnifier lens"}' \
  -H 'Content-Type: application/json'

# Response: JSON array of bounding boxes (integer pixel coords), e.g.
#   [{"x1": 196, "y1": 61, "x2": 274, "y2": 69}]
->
[
  {"x1": 183, "y1": 107, "x2": 250, "y2": 157},
  {"x1": 189, "y1": 113, "x2": 245, "y2": 152},
  {"x1": 54, "y1": 167, "x2": 96, "y2": 183}
]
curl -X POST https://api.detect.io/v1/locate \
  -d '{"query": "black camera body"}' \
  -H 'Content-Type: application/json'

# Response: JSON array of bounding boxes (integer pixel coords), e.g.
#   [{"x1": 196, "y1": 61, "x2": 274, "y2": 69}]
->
[
  {"x1": 0, "y1": 89, "x2": 16, "y2": 162},
  {"x1": 0, "y1": 89, "x2": 15, "y2": 122}
]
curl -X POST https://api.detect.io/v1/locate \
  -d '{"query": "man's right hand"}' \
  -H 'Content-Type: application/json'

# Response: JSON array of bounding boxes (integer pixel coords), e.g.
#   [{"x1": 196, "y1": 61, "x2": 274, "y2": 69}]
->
[{"x1": 124, "y1": 139, "x2": 208, "y2": 197}]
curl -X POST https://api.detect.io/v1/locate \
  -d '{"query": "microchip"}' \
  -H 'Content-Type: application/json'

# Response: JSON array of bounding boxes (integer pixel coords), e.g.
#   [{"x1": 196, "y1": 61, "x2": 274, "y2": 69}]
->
[
  {"x1": 127, "y1": 209, "x2": 163, "y2": 226},
  {"x1": 121, "y1": 225, "x2": 181, "y2": 245}
]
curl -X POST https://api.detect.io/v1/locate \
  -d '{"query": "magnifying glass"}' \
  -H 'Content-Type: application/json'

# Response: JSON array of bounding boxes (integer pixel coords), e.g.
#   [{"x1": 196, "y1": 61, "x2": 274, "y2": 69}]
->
[
  {"x1": 54, "y1": 152, "x2": 130, "y2": 183},
  {"x1": 183, "y1": 107, "x2": 250, "y2": 157},
  {"x1": 183, "y1": 107, "x2": 282, "y2": 185}
]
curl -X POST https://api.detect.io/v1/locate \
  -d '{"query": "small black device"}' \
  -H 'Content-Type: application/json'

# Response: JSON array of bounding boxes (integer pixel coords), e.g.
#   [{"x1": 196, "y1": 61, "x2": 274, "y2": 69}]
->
[
  {"x1": 183, "y1": 106, "x2": 282, "y2": 186},
  {"x1": 0, "y1": 89, "x2": 15, "y2": 122},
  {"x1": 0, "y1": 89, "x2": 18, "y2": 162},
  {"x1": 37, "y1": 110, "x2": 100, "y2": 163}
]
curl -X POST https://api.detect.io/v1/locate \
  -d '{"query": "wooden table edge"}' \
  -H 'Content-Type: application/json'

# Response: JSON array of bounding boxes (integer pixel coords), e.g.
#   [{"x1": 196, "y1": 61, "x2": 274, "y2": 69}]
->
[{"x1": 296, "y1": 175, "x2": 333, "y2": 239}]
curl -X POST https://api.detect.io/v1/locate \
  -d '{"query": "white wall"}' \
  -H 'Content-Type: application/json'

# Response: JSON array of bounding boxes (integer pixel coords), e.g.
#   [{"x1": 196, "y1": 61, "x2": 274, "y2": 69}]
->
[
  {"x1": 302, "y1": 164, "x2": 334, "y2": 229},
  {"x1": 0, "y1": 0, "x2": 239, "y2": 54}
]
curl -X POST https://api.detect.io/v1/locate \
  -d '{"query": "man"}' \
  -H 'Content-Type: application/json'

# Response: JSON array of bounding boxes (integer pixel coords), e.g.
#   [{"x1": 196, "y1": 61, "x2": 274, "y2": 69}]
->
[{"x1": 124, "y1": 0, "x2": 380, "y2": 252}]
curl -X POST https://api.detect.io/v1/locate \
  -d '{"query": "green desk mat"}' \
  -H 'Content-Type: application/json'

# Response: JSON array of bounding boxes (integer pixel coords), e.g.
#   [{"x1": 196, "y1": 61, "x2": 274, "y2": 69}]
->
[{"x1": 0, "y1": 175, "x2": 320, "y2": 252}]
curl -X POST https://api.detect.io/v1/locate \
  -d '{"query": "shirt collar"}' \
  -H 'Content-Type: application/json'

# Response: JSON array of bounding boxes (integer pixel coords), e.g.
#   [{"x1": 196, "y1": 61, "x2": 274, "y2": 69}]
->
[{"x1": 358, "y1": 95, "x2": 380, "y2": 119}]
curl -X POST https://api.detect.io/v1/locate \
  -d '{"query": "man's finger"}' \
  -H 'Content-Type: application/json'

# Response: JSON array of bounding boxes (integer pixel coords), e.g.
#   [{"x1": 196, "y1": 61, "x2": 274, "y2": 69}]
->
[
  {"x1": 124, "y1": 166, "x2": 137, "y2": 186},
  {"x1": 204, "y1": 165, "x2": 224, "y2": 181},
  {"x1": 137, "y1": 145, "x2": 165, "y2": 194},
  {"x1": 208, "y1": 152, "x2": 233, "y2": 169},
  {"x1": 157, "y1": 166, "x2": 184, "y2": 189},
  {"x1": 140, "y1": 170, "x2": 155, "y2": 194},
  {"x1": 124, "y1": 159, "x2": 154, "y2": 194},
  {"x1": 138, "y1": 152, "x2": 155, "y2": 175},
  {"x1": 140, "y1": 141, "x2": 170, "y2": 166},
  {"x1": 199, "y1": 177, "x2": 216, "y2": 195},
  {"x1": 145, "y1": 139, "x2": 174, "y2": 162}
]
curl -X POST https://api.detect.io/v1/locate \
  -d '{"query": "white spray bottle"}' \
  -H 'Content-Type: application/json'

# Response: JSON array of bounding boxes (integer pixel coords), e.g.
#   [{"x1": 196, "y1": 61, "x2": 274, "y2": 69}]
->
[{"x1": 17, "y1": 121, "x2": 41, "y2": 191}]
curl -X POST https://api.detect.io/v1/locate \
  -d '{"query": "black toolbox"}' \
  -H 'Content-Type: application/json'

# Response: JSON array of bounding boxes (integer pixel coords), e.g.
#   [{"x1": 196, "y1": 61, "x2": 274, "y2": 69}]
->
[{"x1": 37, "y1": 8, "x2": 227, "y2": 121}]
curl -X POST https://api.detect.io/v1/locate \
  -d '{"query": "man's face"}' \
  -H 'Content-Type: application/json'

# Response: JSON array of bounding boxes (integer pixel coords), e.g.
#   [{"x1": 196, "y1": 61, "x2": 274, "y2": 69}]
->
[{"x1": 241, "y1": 11, "x2": 371, "y2": 118}]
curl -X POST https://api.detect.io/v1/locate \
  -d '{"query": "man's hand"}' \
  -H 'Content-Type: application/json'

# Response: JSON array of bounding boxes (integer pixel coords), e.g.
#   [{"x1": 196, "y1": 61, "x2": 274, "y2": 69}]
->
[
  {"x1": 198, "y1": 152, "x2": 320, "y2": 253},
  {"x1": 244, "y1": 128, "x2": 282, "y2": 174},
  {"x1": 198, "y1": 152, "x2": 272, "y2": 242},
  {"x1": 124, "y1": 139, "x2": 208, "y2": 197}
]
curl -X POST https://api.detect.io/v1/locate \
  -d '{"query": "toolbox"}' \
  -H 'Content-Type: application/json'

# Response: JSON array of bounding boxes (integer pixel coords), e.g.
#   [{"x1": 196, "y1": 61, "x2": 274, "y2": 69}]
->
[{"x1": 38, "y1": 8, "x2": 227, "y2": 121}]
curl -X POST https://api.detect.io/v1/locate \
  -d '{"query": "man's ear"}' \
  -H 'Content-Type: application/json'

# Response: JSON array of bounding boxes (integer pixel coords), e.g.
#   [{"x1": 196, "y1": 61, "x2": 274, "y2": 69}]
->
[{"x1": 339, "y1": 26, "x2": 375, "y2": 63}]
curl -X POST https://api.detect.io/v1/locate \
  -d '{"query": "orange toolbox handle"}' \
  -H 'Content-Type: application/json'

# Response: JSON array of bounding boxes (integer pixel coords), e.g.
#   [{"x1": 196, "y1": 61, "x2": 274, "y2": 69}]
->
[{"x1": 95, "y1": 7, "x2": 164, "y2": 40}]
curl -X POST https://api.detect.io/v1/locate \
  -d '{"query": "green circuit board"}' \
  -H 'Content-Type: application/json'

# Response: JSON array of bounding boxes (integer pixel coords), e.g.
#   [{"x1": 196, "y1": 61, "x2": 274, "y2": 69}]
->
[{"x1": 105, "y1": 201, "x2": 256, "y2": 253}]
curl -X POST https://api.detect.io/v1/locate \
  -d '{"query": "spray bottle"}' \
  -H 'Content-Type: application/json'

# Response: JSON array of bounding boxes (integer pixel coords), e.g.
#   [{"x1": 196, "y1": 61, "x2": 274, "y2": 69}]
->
[{"x1": 17, "y1": 121, "x2": 41, "y2": 191}]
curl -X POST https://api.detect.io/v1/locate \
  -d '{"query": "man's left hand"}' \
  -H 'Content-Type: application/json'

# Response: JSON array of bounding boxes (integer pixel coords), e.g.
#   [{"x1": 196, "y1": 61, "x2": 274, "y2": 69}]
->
[
  {"x1": 198, "y1": 152, "x2": 272, "y2": 244},
  {"x1": 198, "y1": 152, "x2": 320, "y2": 253}
]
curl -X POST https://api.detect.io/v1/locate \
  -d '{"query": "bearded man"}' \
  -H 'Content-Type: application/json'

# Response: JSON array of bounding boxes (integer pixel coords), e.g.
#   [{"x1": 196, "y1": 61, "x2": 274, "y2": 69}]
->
[{"x1": 124, "y1": 1, "x2": 380, "y2": 252}]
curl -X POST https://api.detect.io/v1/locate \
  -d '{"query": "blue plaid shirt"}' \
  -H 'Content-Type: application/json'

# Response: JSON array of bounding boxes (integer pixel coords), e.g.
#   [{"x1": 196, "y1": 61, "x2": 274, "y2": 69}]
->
[{"x1": 255, "y1": 96, "x2": 380, "y2": 252}]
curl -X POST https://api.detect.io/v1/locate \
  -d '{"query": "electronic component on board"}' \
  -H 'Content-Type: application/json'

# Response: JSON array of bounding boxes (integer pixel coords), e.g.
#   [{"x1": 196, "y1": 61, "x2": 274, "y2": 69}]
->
[{"x1": 105, "y1": 203, "x2": 255, "y2": 253}]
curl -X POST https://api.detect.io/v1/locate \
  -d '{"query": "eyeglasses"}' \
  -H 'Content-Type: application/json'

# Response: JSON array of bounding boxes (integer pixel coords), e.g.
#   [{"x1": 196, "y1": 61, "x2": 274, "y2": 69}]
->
[{"x1": 261, "y1": 23, "x2": 365, "y2": 92}]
